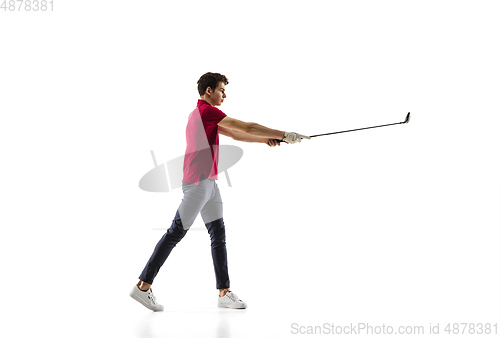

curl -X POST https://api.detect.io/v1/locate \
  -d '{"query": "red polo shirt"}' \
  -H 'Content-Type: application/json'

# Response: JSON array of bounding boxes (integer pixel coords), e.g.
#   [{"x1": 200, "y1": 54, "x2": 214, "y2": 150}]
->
[{"x1": 182, "y1": 99, "x2": 227, "y2": 185}]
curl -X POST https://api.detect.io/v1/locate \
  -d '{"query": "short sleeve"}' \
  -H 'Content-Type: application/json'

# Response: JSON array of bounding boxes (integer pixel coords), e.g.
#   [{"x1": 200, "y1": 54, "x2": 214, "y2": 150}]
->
[{"x1": 202, "y1": 105, "x2": 227, "y2": 126}]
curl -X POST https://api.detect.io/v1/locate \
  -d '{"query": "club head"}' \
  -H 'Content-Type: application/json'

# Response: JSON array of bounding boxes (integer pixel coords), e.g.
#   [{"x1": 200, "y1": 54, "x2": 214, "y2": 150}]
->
[{"x1": 403, "y1": 112, "x2": 411, "y2": 124}]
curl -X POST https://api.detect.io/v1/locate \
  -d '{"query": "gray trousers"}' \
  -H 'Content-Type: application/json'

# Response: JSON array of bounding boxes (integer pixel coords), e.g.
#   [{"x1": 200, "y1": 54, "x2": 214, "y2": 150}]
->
[{"x1": 178, "y1": 178, "x2": 223, "y2": 230}]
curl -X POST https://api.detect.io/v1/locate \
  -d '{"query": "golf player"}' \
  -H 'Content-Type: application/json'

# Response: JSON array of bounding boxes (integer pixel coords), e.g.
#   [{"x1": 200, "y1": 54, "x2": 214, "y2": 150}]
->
[{"x1": 130, "y1": 72, "x2": 310, "y2": 311}]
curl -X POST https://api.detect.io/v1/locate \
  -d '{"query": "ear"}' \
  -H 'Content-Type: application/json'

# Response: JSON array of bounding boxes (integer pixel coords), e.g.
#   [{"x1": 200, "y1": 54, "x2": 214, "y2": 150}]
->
[{"x1": 205, "y1": 87, "x2": 212, "y2": 96}]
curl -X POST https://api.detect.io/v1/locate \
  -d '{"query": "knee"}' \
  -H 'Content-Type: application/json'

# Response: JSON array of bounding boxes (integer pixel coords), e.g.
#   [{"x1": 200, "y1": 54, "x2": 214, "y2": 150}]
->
[
  {"x1": 173, "y1": 210, "x2": 193, "y2": 231},
  {"x1": 167, "y1": 214, "x2": 189, "y2": 238},
  {"x1": 206, "y1": 218, "x2": 226, "y2": 243}
]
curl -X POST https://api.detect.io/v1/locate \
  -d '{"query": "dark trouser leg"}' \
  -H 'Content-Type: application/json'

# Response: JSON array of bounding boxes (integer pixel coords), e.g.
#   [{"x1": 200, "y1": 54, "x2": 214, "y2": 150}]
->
[
  {"x1": 200, "y1": 180, "x2": 228, "y2": 289},
  {"x1": 205, "y1": 218, "x2": 230, "y2": 289},
  {"x1": 138, "y1": 210, "x2": 188, "y2": 284}
]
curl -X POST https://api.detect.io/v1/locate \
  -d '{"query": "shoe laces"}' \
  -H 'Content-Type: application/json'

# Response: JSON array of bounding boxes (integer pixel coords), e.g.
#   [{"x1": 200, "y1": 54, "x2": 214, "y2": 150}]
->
[
  {"x1": 226, "y1": 292, "x2": 240, "y2": 302},
  {"x1": 147, "y1": 289, "x2": 157, "y2": 305}
]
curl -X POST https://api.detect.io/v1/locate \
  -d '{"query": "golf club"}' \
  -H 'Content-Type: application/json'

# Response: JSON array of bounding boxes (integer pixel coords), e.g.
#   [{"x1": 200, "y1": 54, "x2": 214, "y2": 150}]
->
[{"x1": 279, "y1": 112, "x2": 410, "y2": 142}]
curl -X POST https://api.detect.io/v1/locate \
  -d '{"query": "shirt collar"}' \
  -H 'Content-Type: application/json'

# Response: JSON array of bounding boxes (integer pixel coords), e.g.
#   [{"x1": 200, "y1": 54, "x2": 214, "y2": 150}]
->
[{"x1": 197, "y1": 99, "x2": 211, "y2": 107}]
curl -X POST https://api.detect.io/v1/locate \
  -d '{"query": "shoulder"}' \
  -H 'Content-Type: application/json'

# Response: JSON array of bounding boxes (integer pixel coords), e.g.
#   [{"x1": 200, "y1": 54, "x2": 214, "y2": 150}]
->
[
  {"x1": 202, "y1": 105, "x2": 227, "y2": 122},
  {"x1": 205, "y1": 104, "x2": 225, "y2": 115}
]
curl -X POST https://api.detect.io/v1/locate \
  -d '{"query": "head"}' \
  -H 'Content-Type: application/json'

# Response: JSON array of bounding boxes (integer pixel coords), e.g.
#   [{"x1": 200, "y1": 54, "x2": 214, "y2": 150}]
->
[{"x1": 197, "y1": 72, "x2": 228, "y2": 106}]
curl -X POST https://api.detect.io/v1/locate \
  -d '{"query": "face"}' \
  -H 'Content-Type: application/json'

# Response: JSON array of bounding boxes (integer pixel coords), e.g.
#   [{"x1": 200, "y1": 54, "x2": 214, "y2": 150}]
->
[{"x1": 206, "y1": 82, "x2": 226, "y2": 106}]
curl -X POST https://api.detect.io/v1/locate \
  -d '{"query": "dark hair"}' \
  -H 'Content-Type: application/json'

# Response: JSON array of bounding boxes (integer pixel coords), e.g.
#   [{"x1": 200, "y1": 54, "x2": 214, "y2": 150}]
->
[{"x1": 197, "y1": 72, "x2": 229, "y2": 96}]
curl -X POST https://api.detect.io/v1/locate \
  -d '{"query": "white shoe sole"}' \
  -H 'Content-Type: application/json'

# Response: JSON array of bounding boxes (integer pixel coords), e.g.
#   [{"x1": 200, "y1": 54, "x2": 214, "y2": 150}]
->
[
  {"x1": 218, "y1": 304, "x2": 247, "y2": 309},
  {"x1": 218, "y1": 301, "x2": 247, "y2": 309}
]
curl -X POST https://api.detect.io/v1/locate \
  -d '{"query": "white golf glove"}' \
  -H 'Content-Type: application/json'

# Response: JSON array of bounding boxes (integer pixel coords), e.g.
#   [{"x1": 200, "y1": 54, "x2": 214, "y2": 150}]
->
[{"x1": 282, "y1": 132, "x2": 311, "y2": 144}]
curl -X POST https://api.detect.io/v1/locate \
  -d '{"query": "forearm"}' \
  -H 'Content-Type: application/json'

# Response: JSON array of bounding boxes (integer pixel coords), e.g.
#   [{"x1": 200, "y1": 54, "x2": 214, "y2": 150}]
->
[
  {"x1": 246, "y1": 123, "x2": 285, "y2": 139},
  {"x1": 231, "y1": 129, "x2": 269, "y2": 143}
]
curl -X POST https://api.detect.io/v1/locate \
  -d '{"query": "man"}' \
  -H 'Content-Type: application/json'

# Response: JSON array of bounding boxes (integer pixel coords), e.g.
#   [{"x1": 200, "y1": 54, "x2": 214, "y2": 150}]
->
[{"x1": 130, "y1": 72, "x2": 309, "y2": 311}]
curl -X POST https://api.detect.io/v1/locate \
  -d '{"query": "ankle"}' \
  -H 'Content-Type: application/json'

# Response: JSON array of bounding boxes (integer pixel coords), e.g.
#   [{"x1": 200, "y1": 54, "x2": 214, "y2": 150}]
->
[
  {"x1": 219, "y1": 288, "x2": 230, "y2": 297},
  {"x1": 137, "y1": 280, "x2": 151, "y2": 291}
]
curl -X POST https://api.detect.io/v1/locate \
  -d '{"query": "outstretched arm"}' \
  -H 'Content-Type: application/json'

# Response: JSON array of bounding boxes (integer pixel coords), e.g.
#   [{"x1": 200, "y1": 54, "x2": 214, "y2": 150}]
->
[
  {"x1": 218, "y1": 116, "x2": 285, "y2": 140},
  {"x1": 218, "y1": 116, "x2": 310, "y2": 145},
  {"x1": 219, "y1": 126, "x2": 281, "y2": 147}
]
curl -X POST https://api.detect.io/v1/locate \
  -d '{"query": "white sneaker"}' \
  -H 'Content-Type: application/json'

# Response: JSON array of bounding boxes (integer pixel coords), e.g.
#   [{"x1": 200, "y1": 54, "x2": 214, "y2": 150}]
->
[
  {"x1": 218, "y1": 291, "x2": 247, "y2": 309},
  {"x1": 129, "y1": 285, "x2": 164, "y2": 311}
]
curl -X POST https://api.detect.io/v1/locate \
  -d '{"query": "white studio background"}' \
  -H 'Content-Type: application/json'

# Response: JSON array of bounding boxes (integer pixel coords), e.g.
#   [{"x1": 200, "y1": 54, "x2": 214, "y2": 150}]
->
[{"x1": 1, "y1": 1, "x2": 499, "y2": 337}]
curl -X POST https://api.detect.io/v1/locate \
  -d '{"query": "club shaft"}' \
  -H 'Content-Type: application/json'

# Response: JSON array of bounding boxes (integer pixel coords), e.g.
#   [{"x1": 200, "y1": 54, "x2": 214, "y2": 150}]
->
[
  {"x1": 278, "y1": 112, "x2": 410, "y2": 142},
  {"x1": 310, "y1": 121, "x2": 403, "y2": 138}
]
